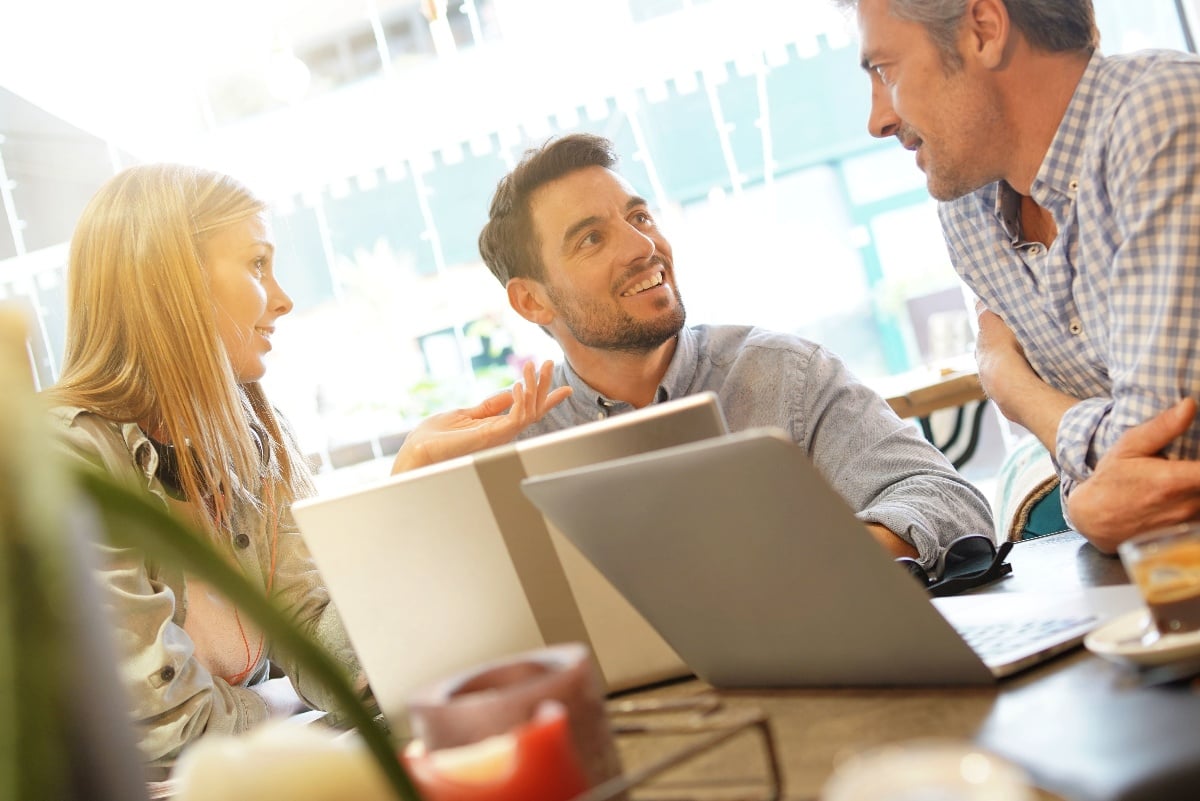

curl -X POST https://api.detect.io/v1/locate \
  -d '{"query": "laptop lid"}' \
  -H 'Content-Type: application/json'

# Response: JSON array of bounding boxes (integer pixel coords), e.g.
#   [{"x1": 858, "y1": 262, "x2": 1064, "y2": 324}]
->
[
  {"x1": 291, "y1": 392, "x2": 728, "y2": 723},
  {"x1": 520, "y1": 428, "x2": 1139, "y2": 687}
]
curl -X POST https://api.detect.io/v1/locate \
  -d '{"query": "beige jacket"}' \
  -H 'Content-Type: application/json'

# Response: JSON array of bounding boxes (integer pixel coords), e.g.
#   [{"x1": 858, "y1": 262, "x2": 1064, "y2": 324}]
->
[{"x1": 48, "y1": 406, "x2": 368, "y2": 766}]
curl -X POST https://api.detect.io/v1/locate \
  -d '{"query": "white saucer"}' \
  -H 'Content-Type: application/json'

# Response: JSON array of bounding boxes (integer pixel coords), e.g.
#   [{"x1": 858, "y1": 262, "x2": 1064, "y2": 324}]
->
[{"x1": 1084, "y1": 608, "x2": 1200, "y2": 667}]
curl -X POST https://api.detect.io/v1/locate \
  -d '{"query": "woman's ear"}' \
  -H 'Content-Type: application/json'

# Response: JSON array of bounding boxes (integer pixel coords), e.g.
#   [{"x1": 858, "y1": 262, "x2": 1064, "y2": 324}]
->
[{"x1": 507, "y1": 278, "x2": 555, "y2": 326}]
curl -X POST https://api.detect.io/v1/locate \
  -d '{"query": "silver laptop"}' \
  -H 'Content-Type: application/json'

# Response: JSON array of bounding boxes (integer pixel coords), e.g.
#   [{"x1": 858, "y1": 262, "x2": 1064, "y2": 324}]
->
[
  {"x1": 520, "y1": 428, "x2": 1141, "y2": 686},
  {"x1": 291, "y1": 392, "x2": 728, "y2": 724}
]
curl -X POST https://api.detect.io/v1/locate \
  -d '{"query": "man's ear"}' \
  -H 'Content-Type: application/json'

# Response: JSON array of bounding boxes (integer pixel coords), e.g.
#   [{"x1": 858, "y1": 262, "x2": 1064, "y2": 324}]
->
[
  {"x1": 963, "y1": 0, "x2": 1010, "y2": 70},
  {"x1": 507, "y1": 277, "x2": 555, "y2": 326}
]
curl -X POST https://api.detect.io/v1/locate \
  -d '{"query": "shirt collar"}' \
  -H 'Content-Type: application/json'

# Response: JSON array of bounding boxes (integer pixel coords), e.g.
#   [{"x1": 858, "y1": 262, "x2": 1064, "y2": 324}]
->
[
  {"x1": 659, "y1": 325, "x2": 697, "y2": 398},
  {"x1": 1032, "y1": 50, "x2": 1102, "y2": 201},
  {"x1": 994, "y1": 50, "x2": 1103, "y2": 241},
  {"x1": 122, "y1": 421, "x2": 160, "y2": 484},
  {"x1": 558, "y1": 327, "x2": 692, "y2": 411},
  {"x1": 995, "y1": 183, "x2": 1021, "y2": 245}
]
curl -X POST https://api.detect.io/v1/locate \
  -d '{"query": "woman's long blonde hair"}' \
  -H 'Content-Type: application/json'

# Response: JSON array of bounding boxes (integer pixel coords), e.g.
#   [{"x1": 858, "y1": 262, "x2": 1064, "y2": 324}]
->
[{"x1": 46, "y1": 164, "x2": 314, "y2": 530}]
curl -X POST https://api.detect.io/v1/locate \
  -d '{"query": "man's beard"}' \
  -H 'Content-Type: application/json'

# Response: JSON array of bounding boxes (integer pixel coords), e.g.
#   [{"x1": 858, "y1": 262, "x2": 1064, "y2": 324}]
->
[{"x1": 547, "y1": 285, "x2": 686, "y2": 354}]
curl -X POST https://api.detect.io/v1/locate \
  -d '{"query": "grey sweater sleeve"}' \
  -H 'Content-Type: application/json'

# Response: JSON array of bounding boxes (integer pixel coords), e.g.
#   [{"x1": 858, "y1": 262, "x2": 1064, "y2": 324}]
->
[{"x1": 793, "y1": 346, "x2": 995, "y2": 568}]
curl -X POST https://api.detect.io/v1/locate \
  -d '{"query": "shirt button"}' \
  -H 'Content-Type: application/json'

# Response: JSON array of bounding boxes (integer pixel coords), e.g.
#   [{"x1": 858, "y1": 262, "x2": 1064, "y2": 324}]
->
[
  {"x1": 1030, "y1": 245, "x2": 1042, "y2": 255},
  {"x1": 160, "y1": 665, "x2": 176, "y2": 682},
  {"x1": 1068, "y1": 180, "x2": 1079, "y2": 192},
  {"x1": 1069, "y1": 321, "x2": 1082, "y2": 335},
  {"x1": 234, "y1": 533, "x2": 251, "y2": 549}
]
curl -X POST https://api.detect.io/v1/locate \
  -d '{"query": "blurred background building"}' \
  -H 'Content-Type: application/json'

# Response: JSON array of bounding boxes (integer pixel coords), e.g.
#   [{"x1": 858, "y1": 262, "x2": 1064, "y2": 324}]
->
[{"x1": 0, "y1": 0, "x2": 1195, "y2": 481}]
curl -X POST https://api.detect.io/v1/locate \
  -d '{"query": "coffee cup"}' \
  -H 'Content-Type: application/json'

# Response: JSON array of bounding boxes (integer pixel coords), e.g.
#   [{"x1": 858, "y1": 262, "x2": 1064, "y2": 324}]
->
[{"x1": 1118, "y1": 522, "x2": 1200, "y2": 639}]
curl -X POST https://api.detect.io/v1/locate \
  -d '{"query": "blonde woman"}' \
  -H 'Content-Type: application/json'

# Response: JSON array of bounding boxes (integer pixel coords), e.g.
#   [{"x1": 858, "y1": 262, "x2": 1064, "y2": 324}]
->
[{"x1": 43, "y1": 164, "x2": 568, "y2": 767}]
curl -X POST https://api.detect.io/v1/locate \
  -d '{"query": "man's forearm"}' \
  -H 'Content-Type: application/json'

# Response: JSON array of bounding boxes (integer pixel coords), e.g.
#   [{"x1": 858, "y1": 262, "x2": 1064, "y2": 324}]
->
[
  {"x1": 987, "y1": 369, "x2": 1077, "y2": 453},
  {"x1": 973, "y1": 309, "x2": 1077, "y2": 451},
  {"x1": 867, "y1": 522, "x2": 919, "y2": 559},
  {"x1": 1066, "y1": 399, "x2": 1200, "y2": 552}
]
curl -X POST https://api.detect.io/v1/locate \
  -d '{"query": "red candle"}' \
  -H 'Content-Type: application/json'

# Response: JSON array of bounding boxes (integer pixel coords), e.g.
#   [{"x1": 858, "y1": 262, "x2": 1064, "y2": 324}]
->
[
  {"x1": 404, "y1": 643, "x2": 623, "y2": 791},
  {"x1": 403, "y1": 701, "x2": 589, "y2": 801}
]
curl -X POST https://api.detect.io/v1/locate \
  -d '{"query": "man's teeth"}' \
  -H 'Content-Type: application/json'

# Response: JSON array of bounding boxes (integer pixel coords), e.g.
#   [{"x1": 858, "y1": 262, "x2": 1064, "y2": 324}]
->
[{"x1": 622, "y1": 273, "x2": 664, "y2": 297}]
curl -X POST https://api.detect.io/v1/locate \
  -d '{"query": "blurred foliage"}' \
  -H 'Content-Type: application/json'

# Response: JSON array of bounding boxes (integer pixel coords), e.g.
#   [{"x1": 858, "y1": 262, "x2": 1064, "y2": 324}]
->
[{"x1": 0, "y1": 306, "x2": 420, "y2": 801}]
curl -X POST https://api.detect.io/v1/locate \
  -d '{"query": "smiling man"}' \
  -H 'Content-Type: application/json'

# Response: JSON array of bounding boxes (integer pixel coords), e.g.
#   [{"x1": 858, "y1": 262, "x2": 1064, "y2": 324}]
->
[
  {"x1": 837, "y1": 0, "x2": 1200, "y2": 552},
  {"x1": 478, "y1": 133, "x2": 994, "y2": 568}
]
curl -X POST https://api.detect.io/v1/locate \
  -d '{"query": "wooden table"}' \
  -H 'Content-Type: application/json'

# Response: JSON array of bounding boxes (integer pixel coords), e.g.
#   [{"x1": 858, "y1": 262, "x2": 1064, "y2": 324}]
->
[
  {"x1": 606, "y1": 533, "x2": 1199, "y2": 801},
  {"x1": 874, "y1": 360, "x2": 990, "y2": 469},
  {"x1": 879, "y1": 366, "x2": 987, "y2": 421}
]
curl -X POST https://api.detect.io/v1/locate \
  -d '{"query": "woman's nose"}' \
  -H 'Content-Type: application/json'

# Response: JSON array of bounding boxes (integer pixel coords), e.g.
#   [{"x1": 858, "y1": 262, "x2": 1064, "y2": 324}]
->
[{"x1": 270, "y1": 277, "x2": 294, "y2": 317}]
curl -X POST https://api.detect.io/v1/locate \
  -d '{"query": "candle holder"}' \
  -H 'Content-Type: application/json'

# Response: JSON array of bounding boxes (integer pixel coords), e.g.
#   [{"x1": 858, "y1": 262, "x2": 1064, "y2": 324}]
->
[
  {"x1": 574, "y1": 695, "x2": 784, "y2": 801},
  {"x1": 150, "y1": 675, "x2": 784, "y2": 801},
  {"x1": 403, "y1": 642, "x2": 623, "y2": 800}
]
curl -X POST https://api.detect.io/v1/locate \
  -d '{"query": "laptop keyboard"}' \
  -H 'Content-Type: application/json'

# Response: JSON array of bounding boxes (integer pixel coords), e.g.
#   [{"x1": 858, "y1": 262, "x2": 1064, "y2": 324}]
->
[{"x1": 956, "y1": 615, "x2": 1096, "y2": 660}]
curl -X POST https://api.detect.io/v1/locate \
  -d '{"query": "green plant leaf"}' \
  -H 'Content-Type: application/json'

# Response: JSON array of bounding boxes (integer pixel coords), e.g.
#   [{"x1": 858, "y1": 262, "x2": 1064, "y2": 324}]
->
[
  {"x1": 0, "y1": 307, "x2": 418, "y2": 799},
  {"x1": 0, "y1": 308, "x2": 76, "y2": 801},
  {"x1": 75, "y1": 466, "x2": 422, "y2": 801}
]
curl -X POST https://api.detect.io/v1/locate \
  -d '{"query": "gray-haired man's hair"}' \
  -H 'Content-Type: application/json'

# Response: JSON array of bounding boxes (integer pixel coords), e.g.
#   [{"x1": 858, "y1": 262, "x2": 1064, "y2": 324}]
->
[{"x1": 832, "y1": 0, "x2": 1097, "y2": 68}]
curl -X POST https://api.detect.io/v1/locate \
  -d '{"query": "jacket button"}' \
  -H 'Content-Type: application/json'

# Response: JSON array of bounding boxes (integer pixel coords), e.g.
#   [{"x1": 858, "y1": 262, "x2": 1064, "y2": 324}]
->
[
  {"x1": 234, "y1": 533, "x2": 251, "y2": 549},
  {"x1": 160, "y1": 665, "x2": 176, "y2": 682}
]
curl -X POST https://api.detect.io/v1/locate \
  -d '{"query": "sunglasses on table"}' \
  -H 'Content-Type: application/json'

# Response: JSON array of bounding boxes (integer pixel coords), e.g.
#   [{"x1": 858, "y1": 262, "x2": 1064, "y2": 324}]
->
[{"x1": 896, "y1": 534, "x2": 1013, "y2": 597}]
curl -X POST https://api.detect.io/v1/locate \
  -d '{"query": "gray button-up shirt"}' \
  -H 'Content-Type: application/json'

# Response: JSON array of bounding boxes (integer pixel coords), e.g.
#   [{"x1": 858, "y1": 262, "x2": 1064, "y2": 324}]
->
[{"x1": 519, "y1": 324, "x2": 994, "y2": 567}]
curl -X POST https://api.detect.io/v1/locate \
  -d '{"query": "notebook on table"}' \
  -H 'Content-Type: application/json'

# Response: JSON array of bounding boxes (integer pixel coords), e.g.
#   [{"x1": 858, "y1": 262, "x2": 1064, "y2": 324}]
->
[
  {"x1": 290, "y1": 392, "x2": 728, "y2": 724},
  {"x1": 520, "y1": 428, "x2": 1142, "y2": 686}
]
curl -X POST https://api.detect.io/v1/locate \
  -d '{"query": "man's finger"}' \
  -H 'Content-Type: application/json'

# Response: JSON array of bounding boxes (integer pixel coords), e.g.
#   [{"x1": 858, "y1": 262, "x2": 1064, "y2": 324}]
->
[
  {"x1": 474, "y1": 387, "x2": 518, "y2": 417},
  {"x1": 1110, "y1": 397, "x2": 1198, "y2": 458},
  {"x1": 542, "y1": 386, "x2": 573, "y2": 415}
]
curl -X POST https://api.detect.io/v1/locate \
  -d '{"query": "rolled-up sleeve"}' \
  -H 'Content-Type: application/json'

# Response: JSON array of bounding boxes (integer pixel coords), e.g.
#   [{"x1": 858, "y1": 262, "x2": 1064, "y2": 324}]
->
[{"x1": 796, "y1": 347, "x2": 996, "y2": 567}]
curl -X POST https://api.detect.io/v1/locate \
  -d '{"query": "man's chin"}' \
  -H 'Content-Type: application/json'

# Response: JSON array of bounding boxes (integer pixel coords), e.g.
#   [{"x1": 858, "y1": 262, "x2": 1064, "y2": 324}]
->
[
  {"x1": 655, "y1": 304, "x2": 686, "y2": 339},
  {"x1": 925, "y1": 171, "x2": 981, "y2": 203},
  {"x1": 609, "y1": 312, "x2": 685, "y2": 353}
]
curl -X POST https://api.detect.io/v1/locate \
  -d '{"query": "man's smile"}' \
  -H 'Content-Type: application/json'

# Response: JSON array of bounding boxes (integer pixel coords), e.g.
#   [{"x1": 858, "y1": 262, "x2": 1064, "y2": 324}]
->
[{"x1": 621, "y1": 271, "x2": 665, "y2": 297}]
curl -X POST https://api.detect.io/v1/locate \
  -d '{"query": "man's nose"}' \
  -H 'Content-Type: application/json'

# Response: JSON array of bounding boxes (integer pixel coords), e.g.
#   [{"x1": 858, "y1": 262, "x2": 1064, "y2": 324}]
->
[
  {"x1": 868, "y1": 82, "x2": 901, "y2": 139},
  {"x1": 620, "y1": 222, "x2": 656, "y2": 262}
]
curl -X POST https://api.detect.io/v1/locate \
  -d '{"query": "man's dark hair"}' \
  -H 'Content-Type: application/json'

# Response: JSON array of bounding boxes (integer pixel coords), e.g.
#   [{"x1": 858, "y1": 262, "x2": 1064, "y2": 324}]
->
[{"x1": 479, "y1": 133, "x2": 619, "y2": 286}]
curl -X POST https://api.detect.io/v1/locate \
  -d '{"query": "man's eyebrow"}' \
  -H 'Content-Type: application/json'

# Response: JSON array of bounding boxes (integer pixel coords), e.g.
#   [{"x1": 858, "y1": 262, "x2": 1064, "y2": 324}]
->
[
  {"x1": 560, "y1": 196, "x2": 651, "y2": 250},
  {"x1": 561, "y1": 215, "x2": 601, "y2": 251}
]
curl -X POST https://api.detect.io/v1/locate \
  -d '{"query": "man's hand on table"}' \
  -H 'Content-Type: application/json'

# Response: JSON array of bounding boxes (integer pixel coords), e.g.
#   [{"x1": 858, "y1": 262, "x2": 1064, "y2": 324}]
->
[{"x1": 1068, "y1": 397, "x2": 1200, "y2": 554}]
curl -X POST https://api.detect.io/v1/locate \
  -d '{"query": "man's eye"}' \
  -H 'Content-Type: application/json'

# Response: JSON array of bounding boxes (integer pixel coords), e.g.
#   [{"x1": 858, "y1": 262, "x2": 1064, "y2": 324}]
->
[{"x1": 581, "y1": 232, "x2": 601, "y2": 247}]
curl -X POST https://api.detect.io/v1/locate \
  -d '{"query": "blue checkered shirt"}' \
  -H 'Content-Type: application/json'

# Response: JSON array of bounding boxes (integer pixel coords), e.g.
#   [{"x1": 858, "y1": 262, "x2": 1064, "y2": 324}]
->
[{"x1": 939, "y1": 49, "x2": 1200, "y2": 499}]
